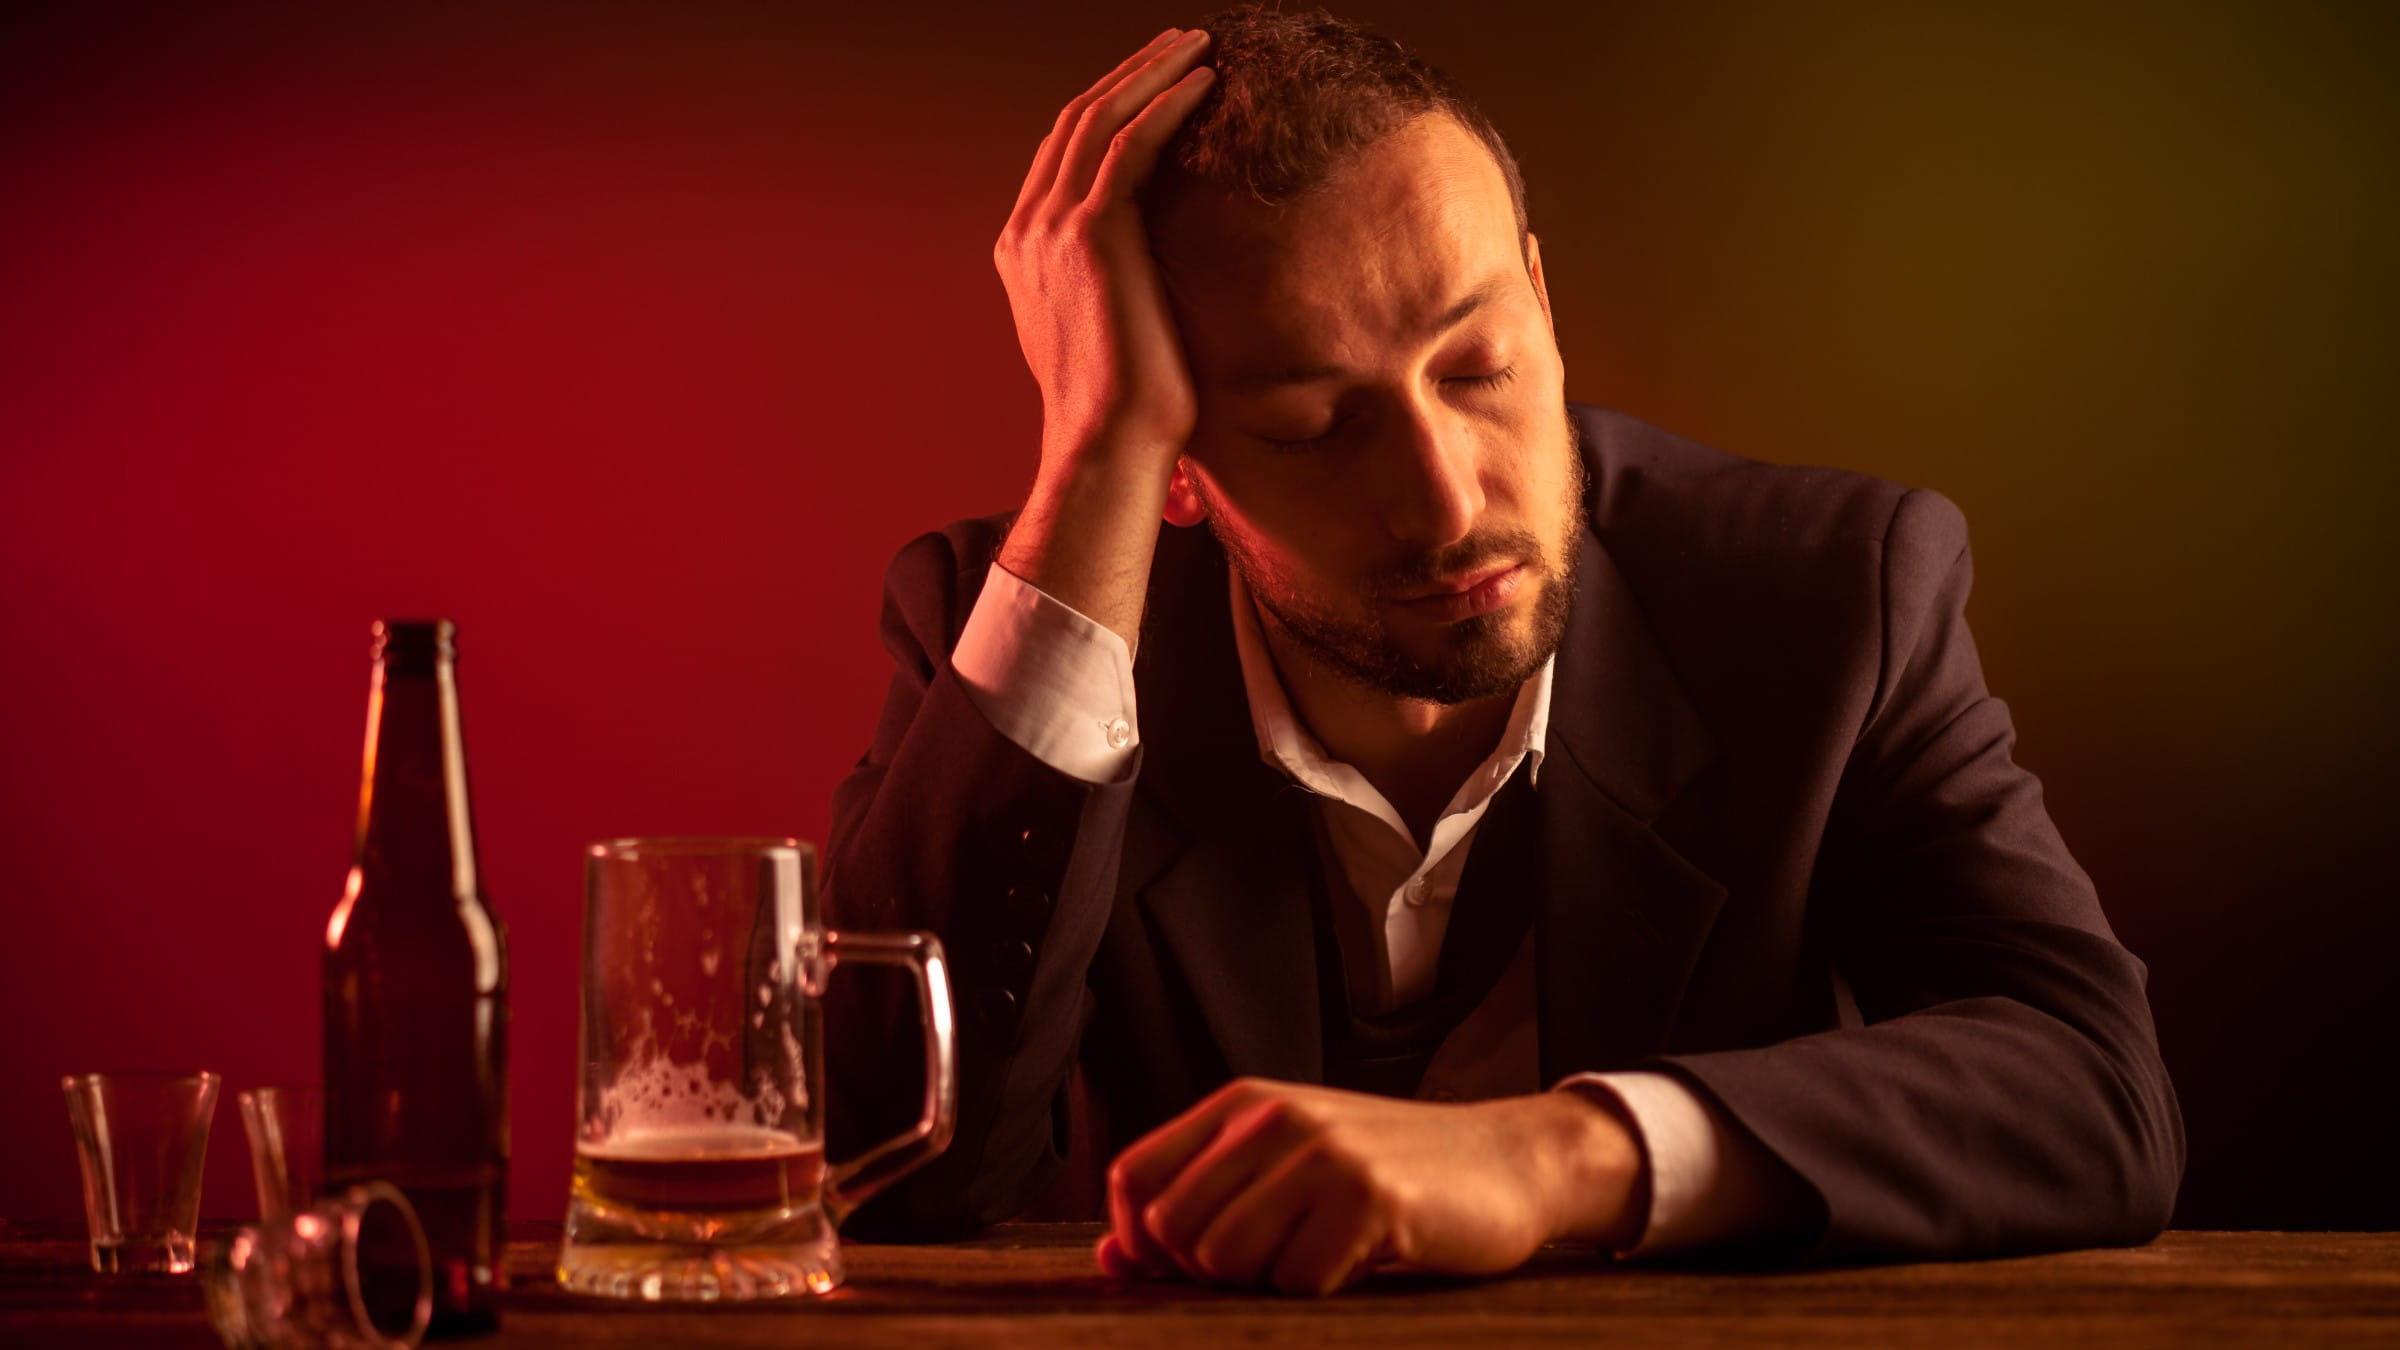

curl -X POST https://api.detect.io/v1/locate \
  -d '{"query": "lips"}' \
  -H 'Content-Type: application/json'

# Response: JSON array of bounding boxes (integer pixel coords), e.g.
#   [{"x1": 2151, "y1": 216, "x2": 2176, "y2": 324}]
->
[{"x1": 1393, "y1": 562, "x2": 1526, "y2": 623}]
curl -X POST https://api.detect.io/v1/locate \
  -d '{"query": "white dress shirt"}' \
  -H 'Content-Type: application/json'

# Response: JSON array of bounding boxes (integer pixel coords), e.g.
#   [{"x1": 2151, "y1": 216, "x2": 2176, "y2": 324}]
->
[{"x1": 950, "y1": 559, "x2": 1782, "y2": 1255}]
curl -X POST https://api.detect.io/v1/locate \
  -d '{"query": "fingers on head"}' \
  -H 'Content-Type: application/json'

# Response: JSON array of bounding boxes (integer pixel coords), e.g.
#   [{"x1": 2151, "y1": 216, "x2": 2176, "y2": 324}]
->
[
  {"x1": 1013, "y1": 29, "x2": 1189, "y2": 230},
  {"x1": 1079, "y1": 29, "x2": 1206, "y2": 132},
  {"x1": 1075, "y1": 28, "x2": 1184, "y2": 107},
  {"x1": 1058, "y1": 35, "x2": 1212, "y2": 207},
  {"x1": 1090, "y1": 65, "x2": 1215, "y2": 204}
]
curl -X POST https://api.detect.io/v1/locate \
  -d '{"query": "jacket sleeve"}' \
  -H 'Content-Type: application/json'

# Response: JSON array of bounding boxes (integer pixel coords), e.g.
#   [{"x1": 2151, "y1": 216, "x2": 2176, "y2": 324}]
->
[
  {"x1": 821, "y1": 523, "x2": 1139, "y2": 1238},
  {"x1": 1650, "y1": 488, "x2": 2186, "y2": 1261}
]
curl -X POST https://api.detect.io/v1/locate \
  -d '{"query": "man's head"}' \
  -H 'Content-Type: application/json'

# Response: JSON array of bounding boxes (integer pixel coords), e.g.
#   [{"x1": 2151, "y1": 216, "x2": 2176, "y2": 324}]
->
[{"x1": 1142, "y1": 5, "x2": 1585, "y2": 707}]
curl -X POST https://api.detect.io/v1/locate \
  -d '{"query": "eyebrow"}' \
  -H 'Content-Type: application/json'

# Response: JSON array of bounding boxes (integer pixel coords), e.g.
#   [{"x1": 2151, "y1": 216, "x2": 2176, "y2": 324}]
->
[{"x1": 1218, "y1": 272, "x2": 1518, "y2": 395}]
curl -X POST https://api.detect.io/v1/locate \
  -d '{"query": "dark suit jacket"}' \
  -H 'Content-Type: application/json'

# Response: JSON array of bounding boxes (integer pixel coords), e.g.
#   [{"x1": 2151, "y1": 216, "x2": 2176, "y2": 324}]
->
[{"x1": 822, "y1": 402, "x2": 2185, "y2": 1262}]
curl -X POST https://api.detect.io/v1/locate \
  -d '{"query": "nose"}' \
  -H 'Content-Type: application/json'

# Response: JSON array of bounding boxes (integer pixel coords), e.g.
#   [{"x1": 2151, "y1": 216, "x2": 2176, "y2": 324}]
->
[{"x1": 1373, "y1": 390, "x2": 1484, "y2": 550}]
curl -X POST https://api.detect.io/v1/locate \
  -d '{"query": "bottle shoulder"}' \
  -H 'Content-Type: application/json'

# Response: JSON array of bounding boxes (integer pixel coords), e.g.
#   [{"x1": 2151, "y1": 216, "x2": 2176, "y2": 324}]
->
[{"x1": 325, "y1": 885, "x2": 508, "y2": 992}]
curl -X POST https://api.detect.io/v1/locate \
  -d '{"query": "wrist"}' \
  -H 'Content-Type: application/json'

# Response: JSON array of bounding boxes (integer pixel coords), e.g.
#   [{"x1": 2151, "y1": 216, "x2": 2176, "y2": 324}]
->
[
  {"x1": 999, "y1": 455, "x2": 1174, "y2": 651},
  {"x1": 1524, "y1": 1089, "x2": 1650, "y2": 1250}
]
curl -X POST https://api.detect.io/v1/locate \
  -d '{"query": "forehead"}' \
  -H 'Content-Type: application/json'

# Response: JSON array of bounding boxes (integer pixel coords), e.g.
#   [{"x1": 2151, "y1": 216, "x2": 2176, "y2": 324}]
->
[{"x1": 1156, "y1": 114, "x2": 1526, "y2": 381}]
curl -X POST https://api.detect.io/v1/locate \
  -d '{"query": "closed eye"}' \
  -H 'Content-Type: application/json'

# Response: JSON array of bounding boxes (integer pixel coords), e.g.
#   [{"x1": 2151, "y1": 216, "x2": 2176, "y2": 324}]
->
[
  {"x1": 1256, "y1": 364, "x2": 1519, "y2": 451},
  {"x1": 1449, "y1": 363, "x2": 1518, "y2": 391},
  {"x1": 1262, "y1": 427, "x2": 1340, "y2": 451},
  {"x1": 1259, "y1": 420, "x2": 1346, "y2": 451}
]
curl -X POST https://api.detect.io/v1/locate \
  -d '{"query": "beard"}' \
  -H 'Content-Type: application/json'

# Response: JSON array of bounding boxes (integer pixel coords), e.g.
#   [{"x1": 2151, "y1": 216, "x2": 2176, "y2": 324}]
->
[{"x1": 1203, "y1": 401, "x2": 1588, "y2": 705}]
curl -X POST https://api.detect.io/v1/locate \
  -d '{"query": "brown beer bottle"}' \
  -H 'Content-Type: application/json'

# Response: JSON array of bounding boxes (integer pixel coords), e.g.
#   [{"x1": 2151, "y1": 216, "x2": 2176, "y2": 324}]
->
[{"x1": 325, "y1": 619, "x2": 509, "y2": 1336}]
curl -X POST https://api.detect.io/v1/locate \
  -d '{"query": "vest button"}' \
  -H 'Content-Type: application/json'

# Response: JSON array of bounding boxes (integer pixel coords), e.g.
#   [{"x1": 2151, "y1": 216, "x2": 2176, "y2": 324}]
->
[
  {"x1": 1018, "y1": 826, "x2": 1068, "y2": 880},
  {"x1": 974, "y1": 986, "x2": 1019, "y2": 1027},
  {"x1": 1003, "y1": 885, "x2": 1053, "y2": 930},
  {"x1": 993, "y1": 938, "x2": 1036, "y2": 985}
]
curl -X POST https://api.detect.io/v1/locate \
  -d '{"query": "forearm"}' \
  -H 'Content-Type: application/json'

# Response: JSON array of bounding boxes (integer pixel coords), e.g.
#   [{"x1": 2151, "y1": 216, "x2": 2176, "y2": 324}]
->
[
  {"x1": 997, "y1": 439, "x2": 1177, "y2": 654},
  {"x1": 1652, "y1": 966, "x2": 2181, "y2": 1261}
]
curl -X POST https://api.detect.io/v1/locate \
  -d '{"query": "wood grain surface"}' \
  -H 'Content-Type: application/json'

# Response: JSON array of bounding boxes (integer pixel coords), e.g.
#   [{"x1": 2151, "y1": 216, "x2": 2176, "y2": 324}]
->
[{"x1": 2, "y1": 1220, "x2": 2394, "y2": 1348}]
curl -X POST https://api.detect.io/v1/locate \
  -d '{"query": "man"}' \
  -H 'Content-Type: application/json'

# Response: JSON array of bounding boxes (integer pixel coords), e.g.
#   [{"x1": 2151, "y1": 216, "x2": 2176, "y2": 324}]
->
[{"x1": 823, "y1": 6, "x2": 2183, "y2": 1293}]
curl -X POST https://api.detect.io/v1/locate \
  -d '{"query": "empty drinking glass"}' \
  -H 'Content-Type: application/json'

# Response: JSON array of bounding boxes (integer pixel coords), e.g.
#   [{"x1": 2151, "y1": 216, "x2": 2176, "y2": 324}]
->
[
  {"x1": 238, "y1": 1086, "x2": 325, "y2": 1223},
  {"x1": 61, "y1": 1070, "x2": 222, "y2": 1274},
  {"x1": 205, "y1": 1181, "x2": 433, "y2": 1350},
  {"x1": 558, "y1": 837, "x2": 956, "y2": 1300}
]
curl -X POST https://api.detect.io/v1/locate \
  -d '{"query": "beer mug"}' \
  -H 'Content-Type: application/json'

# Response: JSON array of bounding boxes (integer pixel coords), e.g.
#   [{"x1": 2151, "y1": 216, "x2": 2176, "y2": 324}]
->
[{"x1": 558, "y1": 837, "x2": 955, "y2": 1300}]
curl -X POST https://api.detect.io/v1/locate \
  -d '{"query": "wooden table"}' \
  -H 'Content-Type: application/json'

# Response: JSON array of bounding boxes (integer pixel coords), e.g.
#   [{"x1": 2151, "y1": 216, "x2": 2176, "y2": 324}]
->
[{"x1": 3, "y1": 1220, "x2": 2394, "y2": 1347}]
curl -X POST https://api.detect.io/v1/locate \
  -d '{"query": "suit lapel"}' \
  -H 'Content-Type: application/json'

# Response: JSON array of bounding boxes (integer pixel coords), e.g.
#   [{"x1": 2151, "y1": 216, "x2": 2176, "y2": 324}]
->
[
  {"x1": 1531, "y1": 526, "x2": 1728, "y2": 1081},
  {"x1": 1125, "y1": 524, "x2": 1324, "y2": 1085}
]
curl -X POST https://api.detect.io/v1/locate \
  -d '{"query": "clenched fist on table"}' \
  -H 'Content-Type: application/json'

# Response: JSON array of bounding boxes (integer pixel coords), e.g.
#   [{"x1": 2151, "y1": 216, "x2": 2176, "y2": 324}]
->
[{"x1": 1097, "y1": 1079, "x2": 1649, "y2": 1295}]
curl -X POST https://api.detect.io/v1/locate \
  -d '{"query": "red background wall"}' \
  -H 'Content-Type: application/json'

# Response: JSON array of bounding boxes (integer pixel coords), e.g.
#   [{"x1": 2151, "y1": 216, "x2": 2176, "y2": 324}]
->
[{"x1": 3, "y1": 2, "x2": 2393, "y2": 1230}]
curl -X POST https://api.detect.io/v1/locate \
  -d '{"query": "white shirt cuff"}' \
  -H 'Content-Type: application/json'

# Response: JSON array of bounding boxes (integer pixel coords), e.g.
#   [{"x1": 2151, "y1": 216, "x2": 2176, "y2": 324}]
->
[
  {"x1": 949, "y1": 561, "x2": 1140, "y2": 785},
  {"x1": 1556, "y1": 1069, "x2": 1774, "y2": 1257}
]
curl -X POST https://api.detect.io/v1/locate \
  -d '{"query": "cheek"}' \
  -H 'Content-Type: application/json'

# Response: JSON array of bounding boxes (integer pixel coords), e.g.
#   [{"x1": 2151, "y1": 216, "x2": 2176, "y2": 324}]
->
[
  {"x1": 1195, "y1": 443, "x2": 1345, "y2": 532},
  {"x1": 1478, "y1": 417, "x2": 1574, "y2": 537},
  {"x1": 1200, "y1": 469, "x2": 1375, "y2": 589},
  {"x1": 1477, "y1": 429, "x2": 1547, "y2": 509}
]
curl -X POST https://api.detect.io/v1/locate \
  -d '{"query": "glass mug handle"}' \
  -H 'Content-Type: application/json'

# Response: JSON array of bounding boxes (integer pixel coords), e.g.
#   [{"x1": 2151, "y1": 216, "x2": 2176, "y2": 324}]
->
[{"x1": 815, "y1": 929, "x2": 958, "y2": 1224}]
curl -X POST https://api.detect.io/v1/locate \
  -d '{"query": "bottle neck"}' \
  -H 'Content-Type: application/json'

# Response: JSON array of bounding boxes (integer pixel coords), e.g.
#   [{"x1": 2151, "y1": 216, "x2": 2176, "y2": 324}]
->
[{"x1": 353, "y1": 656, "x2": 481, "y2": 899}]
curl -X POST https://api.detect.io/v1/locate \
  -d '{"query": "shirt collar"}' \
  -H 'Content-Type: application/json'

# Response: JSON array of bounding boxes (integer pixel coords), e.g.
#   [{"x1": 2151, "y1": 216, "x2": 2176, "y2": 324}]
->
[{"x1": 1226, "y1": 564, "x2": 1553, "y2": 819}]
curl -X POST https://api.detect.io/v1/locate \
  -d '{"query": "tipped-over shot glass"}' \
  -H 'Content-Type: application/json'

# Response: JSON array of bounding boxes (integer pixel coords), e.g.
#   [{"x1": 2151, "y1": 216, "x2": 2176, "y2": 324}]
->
[
  {"x1": 62, "y1": 1070, "x2": 222, "y2": 1274},
  {"x1": 238, "y1": 1086, "x2": 325, "y2": 1224},
  {"x1": 205, "y1": 1180, "x2": 433, "y2": 1350}
]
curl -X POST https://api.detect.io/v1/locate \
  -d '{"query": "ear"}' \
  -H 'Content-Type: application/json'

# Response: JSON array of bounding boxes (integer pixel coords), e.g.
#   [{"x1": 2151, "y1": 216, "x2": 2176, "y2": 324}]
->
[
  {"x1": 1525, "y1": 231, "x2": 1554, "y2": 335},
  {"x1": 1163, "y1": 457, "x2": 1209, "y2": 527}
]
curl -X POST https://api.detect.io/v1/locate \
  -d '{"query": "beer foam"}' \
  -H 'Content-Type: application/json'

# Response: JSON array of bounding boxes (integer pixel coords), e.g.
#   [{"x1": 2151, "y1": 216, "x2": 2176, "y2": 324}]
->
[
  {"x1": 580, "y1": 1122, "x2": 807, "y2": 1161},
  {"x1": 596, "y1": 1054, "x2": 758, "y2": 1135},
  {"x1": 589, "y1": 923, "x2": 811, "y2": 1143}
]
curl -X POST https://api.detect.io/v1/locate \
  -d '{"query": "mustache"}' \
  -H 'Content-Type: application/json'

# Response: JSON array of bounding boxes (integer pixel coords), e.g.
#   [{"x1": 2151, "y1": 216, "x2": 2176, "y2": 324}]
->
[{"x1": 1367, "y1": 527, "x2": 1545, "y2": 599}]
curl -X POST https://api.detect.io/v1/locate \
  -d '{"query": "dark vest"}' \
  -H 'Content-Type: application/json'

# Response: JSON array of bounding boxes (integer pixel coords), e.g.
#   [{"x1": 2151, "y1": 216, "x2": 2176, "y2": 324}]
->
[{"x1": 1309, "y1": 758, "x2": 1542, "y2": 1098}]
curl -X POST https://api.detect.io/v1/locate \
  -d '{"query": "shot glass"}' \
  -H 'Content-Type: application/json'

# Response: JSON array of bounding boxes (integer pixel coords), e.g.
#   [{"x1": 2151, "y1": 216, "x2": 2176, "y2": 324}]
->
[
  {"x1": 61, "y1": 1070, "x2": 222, "y2": 1274},
  {"x1": 238, "y1": 1086, "x2": 324, "y2": 1223},
  {"x1": 205, "y1": 1181, "x2": 433, "y2": 1350}
]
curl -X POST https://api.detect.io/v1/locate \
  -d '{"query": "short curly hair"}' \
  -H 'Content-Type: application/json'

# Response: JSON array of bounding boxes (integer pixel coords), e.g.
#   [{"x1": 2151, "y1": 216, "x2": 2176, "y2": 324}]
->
[{"x1": 1139, "y1": 3, "x2": 1531, "y2": 256}]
